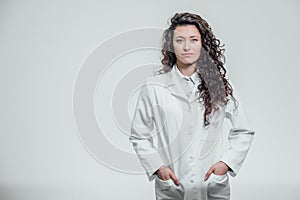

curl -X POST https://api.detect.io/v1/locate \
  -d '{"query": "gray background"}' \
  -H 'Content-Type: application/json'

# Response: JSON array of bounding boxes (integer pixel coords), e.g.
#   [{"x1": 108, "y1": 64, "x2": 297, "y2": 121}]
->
[{"x1": 1, "y1": 0, "x2": 300, "y2": 199}]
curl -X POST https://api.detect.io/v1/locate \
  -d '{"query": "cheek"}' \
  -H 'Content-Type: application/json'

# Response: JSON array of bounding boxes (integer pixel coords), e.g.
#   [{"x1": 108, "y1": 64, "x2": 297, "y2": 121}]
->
[
  {"x1": 173, "y1": 43, "x2": 181, "y2": 54},
  {"x1": 194, "y1": 44, "x2": 202, "y2": 56},
  {"x1": 194, "y1": 42, "x2": 202, "y2": 50}
]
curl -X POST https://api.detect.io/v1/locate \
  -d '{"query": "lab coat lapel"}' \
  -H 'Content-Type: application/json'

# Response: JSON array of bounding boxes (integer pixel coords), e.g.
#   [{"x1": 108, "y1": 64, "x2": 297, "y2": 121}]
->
[
  {"x1": 164, "y1": 66, "x2": 199, "y2": 103},
  {"x1": 164, "y1": 66, "x2": 189, "y2": 102}
]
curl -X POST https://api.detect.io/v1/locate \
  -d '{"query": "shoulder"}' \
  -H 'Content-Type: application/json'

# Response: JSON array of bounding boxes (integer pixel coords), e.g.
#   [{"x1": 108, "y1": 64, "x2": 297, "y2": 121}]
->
[
  {"x1": 144, "y1": 70, "x2": 169, "y2": 87},
  {"x1": 138, "y1": 69, "x2": 169, "y2": 95},
  {"x1": 138, "y1": 70, "x2": 170, "y2": 101}
]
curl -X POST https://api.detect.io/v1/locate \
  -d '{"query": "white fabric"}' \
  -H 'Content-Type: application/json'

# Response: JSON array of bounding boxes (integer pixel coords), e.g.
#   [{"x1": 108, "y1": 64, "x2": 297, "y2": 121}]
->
[
  {"x1": 129, "y1": 65, "x2": 255, "y2": 200},
  {"x1": 174, "y1": 64, "x2": 200, "y2": 99}
]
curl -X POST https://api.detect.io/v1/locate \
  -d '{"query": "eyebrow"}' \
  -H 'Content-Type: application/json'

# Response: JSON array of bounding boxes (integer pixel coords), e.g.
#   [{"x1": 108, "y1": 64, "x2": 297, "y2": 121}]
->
[{"x1": 175, "y1": 35, "x2": 200, "y2": 39}]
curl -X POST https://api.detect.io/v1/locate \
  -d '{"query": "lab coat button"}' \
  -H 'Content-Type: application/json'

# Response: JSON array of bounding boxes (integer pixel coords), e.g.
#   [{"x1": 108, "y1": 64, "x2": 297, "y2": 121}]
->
[
  {"x1": 190, "y1": 156, "x2": 193, "y2": 160},
  {"x1": 190, "y1": 180, "x2": 194, "y2": 183}
]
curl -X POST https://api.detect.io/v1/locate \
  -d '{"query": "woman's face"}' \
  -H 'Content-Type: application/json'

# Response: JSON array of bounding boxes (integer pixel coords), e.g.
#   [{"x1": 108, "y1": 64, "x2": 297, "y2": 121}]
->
[{"x1": 173, "y1": 24, "x2": 202, "y2": 66}]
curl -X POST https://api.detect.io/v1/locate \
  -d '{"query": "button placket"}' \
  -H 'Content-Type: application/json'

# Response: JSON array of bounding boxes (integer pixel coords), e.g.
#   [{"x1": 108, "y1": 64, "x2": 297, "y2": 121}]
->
[{"x1": 193, "y1": 187, "x2": 198, "y2": 194}]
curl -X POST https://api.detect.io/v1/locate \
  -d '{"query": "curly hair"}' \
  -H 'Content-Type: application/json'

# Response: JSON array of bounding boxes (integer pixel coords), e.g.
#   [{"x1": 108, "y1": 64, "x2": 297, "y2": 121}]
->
[{"x1": 157, "y1": 12, "x2": 238, "y2": 127}]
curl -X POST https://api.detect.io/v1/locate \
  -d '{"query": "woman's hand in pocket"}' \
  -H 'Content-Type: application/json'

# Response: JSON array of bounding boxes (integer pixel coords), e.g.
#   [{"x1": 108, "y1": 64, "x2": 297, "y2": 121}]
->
[
  {"x1": 204, "y1": 161, "x2": 229, "y2": 181},
  {"x1": 156, "y1": 165, "x2": 180, "y2": 186}
]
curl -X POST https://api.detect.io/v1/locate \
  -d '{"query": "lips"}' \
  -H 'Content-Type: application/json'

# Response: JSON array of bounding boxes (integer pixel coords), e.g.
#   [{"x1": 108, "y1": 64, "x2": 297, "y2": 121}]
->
[{"x1": 182, "y1": 53, "x2": 193, "y2": 56}]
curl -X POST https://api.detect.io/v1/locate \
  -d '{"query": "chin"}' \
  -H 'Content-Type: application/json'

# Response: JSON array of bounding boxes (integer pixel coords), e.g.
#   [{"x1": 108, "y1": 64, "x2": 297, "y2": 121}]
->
[{"x1": 179, "y1": 59, "x2": 198, "y2": 65}]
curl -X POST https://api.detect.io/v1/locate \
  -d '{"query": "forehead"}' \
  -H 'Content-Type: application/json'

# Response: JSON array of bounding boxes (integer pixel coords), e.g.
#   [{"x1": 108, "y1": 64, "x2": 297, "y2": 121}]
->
[{"x1": 173, "y1": 25, "x2": 201, "y2": 38}]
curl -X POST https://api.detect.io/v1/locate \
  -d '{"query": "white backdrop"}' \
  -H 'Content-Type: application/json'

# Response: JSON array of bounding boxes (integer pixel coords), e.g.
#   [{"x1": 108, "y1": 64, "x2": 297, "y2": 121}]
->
[{"x1": 1, "y1": 0, "x2": 300, "y2": 199}]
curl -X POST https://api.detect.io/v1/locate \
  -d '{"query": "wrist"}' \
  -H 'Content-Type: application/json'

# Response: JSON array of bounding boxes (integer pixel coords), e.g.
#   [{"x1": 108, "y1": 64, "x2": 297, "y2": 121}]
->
[{"x1": 220, "y1": 161, "x2": 232, "y2": 172}]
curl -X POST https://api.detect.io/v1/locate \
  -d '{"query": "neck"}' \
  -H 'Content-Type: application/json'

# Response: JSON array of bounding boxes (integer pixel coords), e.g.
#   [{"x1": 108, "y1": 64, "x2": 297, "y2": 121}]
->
[{"x1": 176, "y1": 61, "x2": 197, "y2": 76}]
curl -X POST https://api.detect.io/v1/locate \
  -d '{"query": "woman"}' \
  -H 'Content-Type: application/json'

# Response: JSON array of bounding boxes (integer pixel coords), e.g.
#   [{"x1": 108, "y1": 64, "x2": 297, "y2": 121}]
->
[{"x1": 129, "y1": 12, "x2": 255, "y2": 200}]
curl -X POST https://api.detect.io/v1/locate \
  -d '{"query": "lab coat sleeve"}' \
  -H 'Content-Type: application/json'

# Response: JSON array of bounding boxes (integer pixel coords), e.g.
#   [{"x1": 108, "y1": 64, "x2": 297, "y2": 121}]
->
[
  {"x1": 220, "y1": 81, "x2": 255, "y2": 177},
  {"x1": 129, "y1": 81, "x2": 165, "y2": 182}
]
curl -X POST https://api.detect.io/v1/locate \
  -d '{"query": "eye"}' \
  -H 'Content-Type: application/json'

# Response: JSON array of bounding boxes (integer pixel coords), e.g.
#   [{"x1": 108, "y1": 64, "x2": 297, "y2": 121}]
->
[
  {"x1": 191, "y1": 38, "x2": 198, "y2": 42},
  {"x1": 176, "y1": 39, "x2": 183, "y2": 43}
]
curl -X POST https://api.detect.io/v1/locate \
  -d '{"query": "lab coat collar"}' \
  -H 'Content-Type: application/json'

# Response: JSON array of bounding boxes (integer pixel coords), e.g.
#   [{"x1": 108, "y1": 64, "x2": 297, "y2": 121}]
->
[
  {"x1": 164, "y1": 64, "x2": 200, "y2": 103},
  {"x1": 174, "y1": 64, "x2": 199, "y2": 85}
]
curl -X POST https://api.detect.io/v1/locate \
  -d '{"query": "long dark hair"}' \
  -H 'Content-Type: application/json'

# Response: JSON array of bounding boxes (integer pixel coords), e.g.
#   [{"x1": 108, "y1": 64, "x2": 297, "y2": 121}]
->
[{"x1": 157, "y1": 12, "x2": 238, "y2": 127}]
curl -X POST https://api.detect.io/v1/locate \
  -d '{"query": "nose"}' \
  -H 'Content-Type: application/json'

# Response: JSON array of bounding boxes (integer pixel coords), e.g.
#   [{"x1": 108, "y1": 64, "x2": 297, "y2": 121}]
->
[{"x1": 183, "y1": 40, "x2": 191, "y2": 51}]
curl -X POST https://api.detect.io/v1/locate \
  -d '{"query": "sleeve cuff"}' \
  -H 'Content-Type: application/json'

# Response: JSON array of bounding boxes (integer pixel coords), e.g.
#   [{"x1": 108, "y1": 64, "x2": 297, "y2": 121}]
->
[{"x1": 220, "y1": 159, "x2": 237, "y2": 177}]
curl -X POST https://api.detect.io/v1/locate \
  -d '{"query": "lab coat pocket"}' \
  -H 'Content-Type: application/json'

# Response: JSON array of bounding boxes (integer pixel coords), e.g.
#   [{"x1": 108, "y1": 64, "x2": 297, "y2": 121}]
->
[
  {"x1": 155, "y1": 176, "x2": 174, "y2": 190},
  {"x1": 155, "y1": 176, "x2": 183, "y2": 200},
  {"x1": 207, "y1": 173, "x2": 230, "y2": 200}
]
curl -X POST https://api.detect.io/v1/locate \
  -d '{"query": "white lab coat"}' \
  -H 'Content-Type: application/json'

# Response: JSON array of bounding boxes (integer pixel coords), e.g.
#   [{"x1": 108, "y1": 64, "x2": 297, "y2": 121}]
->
[{"x1": 129, "y1": 65, "x2": 255, "y2": 200}]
